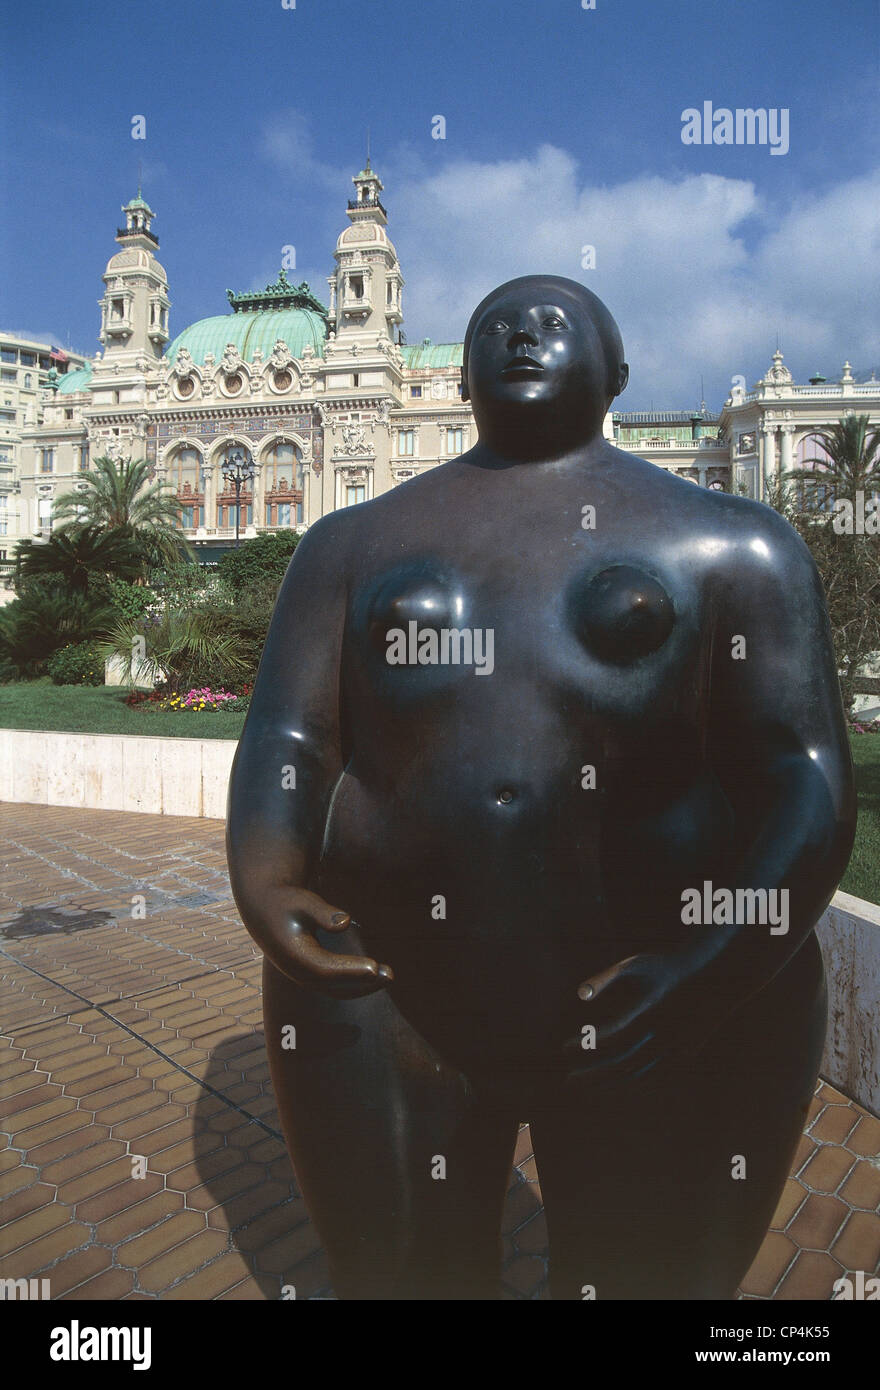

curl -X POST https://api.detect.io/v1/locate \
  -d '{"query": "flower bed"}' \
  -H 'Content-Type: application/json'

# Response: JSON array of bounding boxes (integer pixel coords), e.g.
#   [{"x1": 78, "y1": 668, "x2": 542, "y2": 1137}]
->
[{"x1": 126, "y1": 684, "x2": 252, "y2": 714}]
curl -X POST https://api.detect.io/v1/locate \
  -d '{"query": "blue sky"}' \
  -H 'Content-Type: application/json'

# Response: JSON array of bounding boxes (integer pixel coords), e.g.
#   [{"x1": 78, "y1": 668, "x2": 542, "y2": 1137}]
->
[{"x1": 2, "y1": 0, "x2": 877, "y2": 409}]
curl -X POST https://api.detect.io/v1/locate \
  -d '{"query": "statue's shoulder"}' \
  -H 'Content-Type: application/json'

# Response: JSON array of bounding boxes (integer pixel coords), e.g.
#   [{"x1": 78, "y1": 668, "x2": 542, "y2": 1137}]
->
[
  {"x1": 350, "y1": 459, "x2": 458, "y2": 517},
  {"x1": 290, "y1": 464, "x2": 454, "y2": 569},
  {"x1": 284, "y1": 506, "x2": 364, "y2": 584},
  {"x1": 690, "y1": 486, "x2": 819, "y2": 603},
  {"x1": 612, "y1": 457, "x2": 819, "y2": 596},
  {"x1": 294, "y1": 508, "x2": 356, "y2": 552}
]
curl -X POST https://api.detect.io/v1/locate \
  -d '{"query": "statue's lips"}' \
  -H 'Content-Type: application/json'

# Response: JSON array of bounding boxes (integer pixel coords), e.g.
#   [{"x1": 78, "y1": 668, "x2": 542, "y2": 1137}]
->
[{"x1": 500, "y1": 356, "x2": 544, "y2": 376}]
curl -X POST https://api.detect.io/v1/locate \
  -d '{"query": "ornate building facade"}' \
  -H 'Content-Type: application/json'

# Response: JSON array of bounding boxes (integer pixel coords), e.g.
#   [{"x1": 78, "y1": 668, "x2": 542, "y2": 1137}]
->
[
  {"x1": 8, "y1": 161, "x2": 879, "y2": 580},
  {"x1": 0, "y1": 334, "x2": 86, "y2": 569},
  {"x1": 720, "y1": 350, "x2": 879, "y2": 498},
  {"x1": 15, "y1": 166, "x2": 469, "y2": 565}
]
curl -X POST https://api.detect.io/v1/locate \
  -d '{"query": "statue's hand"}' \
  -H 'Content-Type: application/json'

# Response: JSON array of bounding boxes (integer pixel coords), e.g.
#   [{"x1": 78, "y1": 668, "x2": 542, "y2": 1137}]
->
[
  {"x1": 256, "y1": 887, "x2": 394, "y2": 999},
  {"x1": 564, "y1": 948, "x2": 724, "y2": 1083}
]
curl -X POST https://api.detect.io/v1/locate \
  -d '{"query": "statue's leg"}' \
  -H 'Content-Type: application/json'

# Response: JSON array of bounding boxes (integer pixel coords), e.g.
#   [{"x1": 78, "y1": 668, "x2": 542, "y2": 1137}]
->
[
  {"x1": 262, "y1": 958, "x2": 519, "y2": 1300},
  {"x1": 530, "y1": 940, "x2": 826, "y2": 1300}
]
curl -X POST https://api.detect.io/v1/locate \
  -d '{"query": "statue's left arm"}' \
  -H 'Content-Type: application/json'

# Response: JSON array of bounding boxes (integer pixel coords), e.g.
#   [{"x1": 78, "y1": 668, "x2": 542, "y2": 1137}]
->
[
  {"x1": 682, "y1": 505, "x2": 856, "y2": 999},
  {"x1": 573, "y1": 503, "x2": 857, "y2": 1076}
]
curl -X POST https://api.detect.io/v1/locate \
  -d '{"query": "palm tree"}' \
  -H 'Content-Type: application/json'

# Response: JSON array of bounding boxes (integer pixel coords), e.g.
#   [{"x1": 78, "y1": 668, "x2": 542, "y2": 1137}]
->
[
  {"x1": 53, "y1": 455, "x2": 192, "y2": 570},
  {"x1": 0, "y1": 586, "x2": 113, "y2": 678},
  {"x1": 785, "y1": 413, "x2": 880, "y2": 511},
  {"x1": 15, "y1": 526, "x2": 143, "y2": 593},
  {"x1": 778, "y1": 413, "x2": 880, "y2": 713},
  {"x1": 99, "y1": 609, "x2": 248, "y2": 692}
]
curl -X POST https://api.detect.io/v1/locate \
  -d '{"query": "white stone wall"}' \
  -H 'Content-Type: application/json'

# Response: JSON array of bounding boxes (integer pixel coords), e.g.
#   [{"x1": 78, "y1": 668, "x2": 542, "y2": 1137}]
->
[
  {"x1": 818, "y1": 890, "x2": 880, "y2": 1117},
  {"x1": 0, "y1": 729, "x2": 235, "y2": 818}
]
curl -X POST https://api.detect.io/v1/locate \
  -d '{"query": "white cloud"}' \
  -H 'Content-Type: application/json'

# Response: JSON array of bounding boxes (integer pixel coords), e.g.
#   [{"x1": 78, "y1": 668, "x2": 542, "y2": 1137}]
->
[
  {"x1": 262, "y1": 118, "x2": 880, "y2": 407},
  {"x1": 6, "y1": 330, "x2": 79, "y2": 351},
  {"x1": 260, "y1": 110, "x2": 350, "y2": 194},
  {"x1": 387, "y1": 148, "x2": 879, "y2": 407}
]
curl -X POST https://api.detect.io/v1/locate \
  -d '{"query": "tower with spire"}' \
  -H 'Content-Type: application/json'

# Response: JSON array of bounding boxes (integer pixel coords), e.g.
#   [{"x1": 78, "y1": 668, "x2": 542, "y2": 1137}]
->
[
  {"x1": 87, "y1": 190, "x2": 171, "y2": 461},
  {"x1": 327, "y1": 159, "x2": 404, "y2": 348},
  {"x1": 97, "y1": 192, "x2": 170, "y2": 366}
]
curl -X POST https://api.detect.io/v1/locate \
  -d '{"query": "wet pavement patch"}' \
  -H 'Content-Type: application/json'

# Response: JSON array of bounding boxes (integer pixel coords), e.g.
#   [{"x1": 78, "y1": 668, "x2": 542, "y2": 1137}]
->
[
  {"x1": 0, "y1": 905, "x2": 116, "y2": 940},
  {"x1": 137, "y1": 888, "x2": 225, "y2": 911}
]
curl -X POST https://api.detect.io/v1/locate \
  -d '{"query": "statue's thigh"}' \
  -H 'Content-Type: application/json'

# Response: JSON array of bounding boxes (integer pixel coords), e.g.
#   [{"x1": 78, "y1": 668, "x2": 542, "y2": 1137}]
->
[
  {"x1": 531, "y1": 965, "x2": 826, "y2": 1300},
  {"x1": 262, "y1": 959, "x2": 519, "y2": 1298}
]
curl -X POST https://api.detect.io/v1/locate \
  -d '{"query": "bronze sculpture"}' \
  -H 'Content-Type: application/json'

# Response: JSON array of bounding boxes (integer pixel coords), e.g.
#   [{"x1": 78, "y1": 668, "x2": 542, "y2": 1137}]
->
[{"x1": 226, "y1": 276, "x2": 856, "y2": 1299}]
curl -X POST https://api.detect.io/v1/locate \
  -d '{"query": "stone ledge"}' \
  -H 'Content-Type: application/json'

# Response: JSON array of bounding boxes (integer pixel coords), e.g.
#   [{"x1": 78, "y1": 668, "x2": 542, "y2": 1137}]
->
[
  {"x1": 0, "y1": 728, "x2": 236, "y2": 818},
  {"x1": 818, "y1": 895, "x2": 880, "y2": 1117}
]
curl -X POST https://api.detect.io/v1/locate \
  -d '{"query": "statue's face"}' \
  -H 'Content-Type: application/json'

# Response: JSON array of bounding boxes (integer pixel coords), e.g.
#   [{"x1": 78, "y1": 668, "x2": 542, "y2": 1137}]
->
[{"x1": 465, "y1": 287, "x2": 609, "y2": 419}]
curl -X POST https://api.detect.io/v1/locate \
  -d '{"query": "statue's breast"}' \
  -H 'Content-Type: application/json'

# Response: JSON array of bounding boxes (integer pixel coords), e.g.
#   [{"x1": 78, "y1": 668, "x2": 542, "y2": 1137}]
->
[
  {"x1": 566, "y1": 564, "x2": 675, "y2": 665},
  {"x1": 359, "y1": 561, "x2": 464, "y2": 658},
  {"x1": 353, "y1": 557, "x2": 677, "y2": 673}
]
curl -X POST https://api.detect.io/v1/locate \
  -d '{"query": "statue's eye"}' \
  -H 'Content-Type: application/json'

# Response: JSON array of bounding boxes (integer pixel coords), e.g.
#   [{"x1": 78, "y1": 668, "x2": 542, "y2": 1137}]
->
[
  {"x1": 542, "y1": 315, "x2": 567, "y2": 330},
  {"x1": 483, "y1": 319, "x2": 508, "y2": 334}
]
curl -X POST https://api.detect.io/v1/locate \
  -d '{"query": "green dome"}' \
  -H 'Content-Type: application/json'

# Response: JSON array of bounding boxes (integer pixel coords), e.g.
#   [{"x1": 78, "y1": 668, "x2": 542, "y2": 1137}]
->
[
  {"x1": 165, "y1": 308, "x2": 327, "y2": 369},
  {"x1": 56, "y1": 364, "x2": 93, "y2": 394}
]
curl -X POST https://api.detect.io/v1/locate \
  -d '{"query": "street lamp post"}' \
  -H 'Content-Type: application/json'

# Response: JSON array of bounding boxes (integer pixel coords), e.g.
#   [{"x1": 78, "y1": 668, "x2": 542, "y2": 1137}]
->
[{"x1": 221, "y1": 447, "x2": 257, "y2": 548}]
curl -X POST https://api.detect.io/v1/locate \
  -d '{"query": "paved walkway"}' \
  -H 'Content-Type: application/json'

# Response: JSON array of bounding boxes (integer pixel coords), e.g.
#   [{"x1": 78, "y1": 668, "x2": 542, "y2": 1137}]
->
[{"x1": 0, "y1": 803, "x2": 878, "y2": 1300}]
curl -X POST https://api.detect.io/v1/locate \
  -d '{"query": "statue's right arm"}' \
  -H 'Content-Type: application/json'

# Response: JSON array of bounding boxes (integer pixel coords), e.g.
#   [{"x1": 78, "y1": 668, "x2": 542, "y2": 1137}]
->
[{"x1": 225, "y1": 512, "x2": 393, "y2": 998}]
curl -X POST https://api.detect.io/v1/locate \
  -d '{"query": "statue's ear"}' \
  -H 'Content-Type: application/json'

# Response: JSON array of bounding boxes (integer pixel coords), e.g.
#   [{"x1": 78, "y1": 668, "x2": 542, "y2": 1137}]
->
[
  {"x1": 616, "y1": 363, "x2": 629, "y2": 397},
  {"x1": 460, "y1": 372, "x2": 470, "y2": 402}
]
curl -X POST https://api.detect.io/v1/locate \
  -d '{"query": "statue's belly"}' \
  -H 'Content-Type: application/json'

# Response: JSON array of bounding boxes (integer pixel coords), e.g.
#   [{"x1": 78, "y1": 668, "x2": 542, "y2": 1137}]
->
[{"x1": 312, "y1": 763, "x2": 731, "y2": 1075}]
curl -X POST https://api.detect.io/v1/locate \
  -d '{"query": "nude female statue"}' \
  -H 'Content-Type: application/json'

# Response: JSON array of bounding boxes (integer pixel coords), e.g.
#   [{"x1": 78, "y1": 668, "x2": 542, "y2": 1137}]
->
[{"x1": 226, "y1": 276, "x2": 856, "y2": 1300}]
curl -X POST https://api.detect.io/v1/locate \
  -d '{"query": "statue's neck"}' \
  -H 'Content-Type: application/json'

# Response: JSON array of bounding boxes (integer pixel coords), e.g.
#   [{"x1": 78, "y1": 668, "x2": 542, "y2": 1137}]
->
[{"x1": 472, "y1": 402, "x2": 608, "y2": 464}]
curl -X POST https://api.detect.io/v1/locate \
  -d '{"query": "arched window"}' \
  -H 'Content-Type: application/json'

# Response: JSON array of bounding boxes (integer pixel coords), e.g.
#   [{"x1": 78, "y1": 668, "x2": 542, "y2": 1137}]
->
[
  {"x1": 216, "y1": 443, "x2": 254, "y2": 529},
  {"x1": 170, "y1": 445, "x2": 204, "y2": 529},
  {"x1": 263, "y1": 439, "x2": 303, "y2": 527},
  {"x1": 795, "y1": 433, "x2": 832, "y2": 467},
  {"x1": 794, "y1": 433, "x2": 834, "y2": 512}
]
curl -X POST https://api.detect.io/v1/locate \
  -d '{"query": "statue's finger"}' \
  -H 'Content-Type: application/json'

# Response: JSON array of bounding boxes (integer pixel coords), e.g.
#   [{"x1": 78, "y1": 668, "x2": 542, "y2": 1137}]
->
[
  {"x1": 576, "y1": 955, "x2": 640, "y2": 1002},
  {"x1": 292, "y1": 891, "x2": 358, "y2": 935},
  {"x1": 286, "y1": 931, "x2": 393, "y2": 994}
]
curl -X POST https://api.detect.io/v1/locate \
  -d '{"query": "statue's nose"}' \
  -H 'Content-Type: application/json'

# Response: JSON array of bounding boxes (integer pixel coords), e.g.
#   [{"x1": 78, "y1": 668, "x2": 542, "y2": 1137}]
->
[{"x1": 507, "y1": 327, "x2": 538, "y2": 350}]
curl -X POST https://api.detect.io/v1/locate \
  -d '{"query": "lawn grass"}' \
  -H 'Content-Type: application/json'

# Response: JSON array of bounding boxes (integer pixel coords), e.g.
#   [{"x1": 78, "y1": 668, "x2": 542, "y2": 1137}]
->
[
  {"x1": 840, "y1": 732, "x2": 880, "y2": 905},
  {"x1": 0, "y1": 681, "x2": 246, "y2": 741},
  {"x1": 0, "y1": 681, "x2": 877, "y2": 903}
]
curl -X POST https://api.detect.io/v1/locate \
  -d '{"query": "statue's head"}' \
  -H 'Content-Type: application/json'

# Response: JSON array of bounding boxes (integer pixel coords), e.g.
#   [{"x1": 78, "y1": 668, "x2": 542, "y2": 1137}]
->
[{"x1": 461, "y1": 275, "x2": 628, "y2": 453}]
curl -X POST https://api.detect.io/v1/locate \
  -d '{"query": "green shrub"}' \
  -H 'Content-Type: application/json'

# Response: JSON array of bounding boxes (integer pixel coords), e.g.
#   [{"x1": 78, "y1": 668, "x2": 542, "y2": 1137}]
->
[
  {"x1": 151, "y1": 562, "x2": 223, "y2": 607},
  {"x1": 145, "y1": 564, "x2": 280, "y2": 689},
  {"x1": 0, "y1": 582, "x2": 113, "y2": 679},
  {"x1": 207, "y1": 582, "x2": 279, "y2": 685},
  {"x1": 92, "y1": 575, "x2": 157, "y2": 622},
  {"x1": 46, "y1": 641, "x2": 105, "y2": 686},
  {"x1": 96, "y1": 549, "x2": 286, "y2": 693},
  {"x1": 99, "y1": 608, "x2": 248, "y2": 693},
  {"x1": 216, "y1": 532, "x2": 299, "y2": 594}
]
